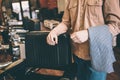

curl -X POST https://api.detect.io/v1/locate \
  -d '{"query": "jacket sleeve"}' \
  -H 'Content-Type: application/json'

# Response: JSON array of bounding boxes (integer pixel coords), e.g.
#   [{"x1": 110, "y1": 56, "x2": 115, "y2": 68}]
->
[
  {"x1": 61, "y1": 0, "x2": 71, "y2": 28},
  {"x1": 103, "y1": 0, "x2": 120, "y2": 36},
  {"x1": 50, "y1": 0, "x2": 70, "y2": 36}
]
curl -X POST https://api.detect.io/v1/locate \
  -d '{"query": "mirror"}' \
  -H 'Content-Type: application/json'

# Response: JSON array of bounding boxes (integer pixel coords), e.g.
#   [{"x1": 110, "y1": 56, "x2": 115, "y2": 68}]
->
[
  {"x1": 1, "y1": 0, "x2": 32, "y2": 21},
  {"x1": 0, "y1": 0, "x2": 67, "y2": 26},
  {"x1": 12, "y1": 0, "x2": 31, "y2": 20},
  {"x1": 21, "y1": 1, "x2": 31, "y2": 19},
  {"x1": 12, "y1": 2, "x2": 21, "y2": 20}
]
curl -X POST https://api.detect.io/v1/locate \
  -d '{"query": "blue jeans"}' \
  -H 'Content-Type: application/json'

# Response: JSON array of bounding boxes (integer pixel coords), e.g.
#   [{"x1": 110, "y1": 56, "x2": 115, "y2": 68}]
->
[{"x1": 73, "y1": 55, "x2": 107, "y2": 80}]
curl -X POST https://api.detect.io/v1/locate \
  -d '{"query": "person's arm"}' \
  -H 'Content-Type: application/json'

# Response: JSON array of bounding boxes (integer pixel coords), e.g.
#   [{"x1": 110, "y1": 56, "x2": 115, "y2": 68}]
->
[
  {"x1": 46, "y1": 23, "x2": 68, "y2": 45},
  {"x1": 47, "y1": 0, "x2": 71, "y2": 45},
  {"x1": 103, "y1": 0, "x2": 120, "y2": 36},
  {"x1": 71, "y1": 0, "x2": 120, "y2": 44}
]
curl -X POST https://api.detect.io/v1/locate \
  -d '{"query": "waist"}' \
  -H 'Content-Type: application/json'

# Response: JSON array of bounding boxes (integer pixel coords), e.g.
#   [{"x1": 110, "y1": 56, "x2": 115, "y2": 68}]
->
[{"x1": 72, "y1": 41, "x2": 91, "y2": 60}]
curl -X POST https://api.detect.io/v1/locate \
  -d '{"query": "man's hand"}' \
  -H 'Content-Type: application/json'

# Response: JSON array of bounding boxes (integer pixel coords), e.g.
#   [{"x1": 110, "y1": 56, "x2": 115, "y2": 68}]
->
[
  {"x1": 46, "y1": 22, "x2": 68, "y2": 45},
  {"x1": 70, "y1": 30, "x2": 88, "y2": 43},
  {"x1": 46, "y1": 30, "x2": 58, "y2": 45}
]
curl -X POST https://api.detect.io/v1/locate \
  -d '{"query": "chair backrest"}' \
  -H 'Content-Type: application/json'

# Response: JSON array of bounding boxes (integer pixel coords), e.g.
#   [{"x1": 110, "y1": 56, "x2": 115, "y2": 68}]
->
[
  {"x1": 25, "y1": 31, "x2": 72, "y2": 68},
  {"x1": 117, "y1": 33, "x2": 120, "y2": 48}
]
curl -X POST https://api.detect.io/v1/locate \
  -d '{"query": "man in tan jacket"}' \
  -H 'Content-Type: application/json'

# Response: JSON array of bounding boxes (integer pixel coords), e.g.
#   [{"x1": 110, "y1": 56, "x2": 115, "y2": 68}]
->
[{"x1": 47, "y1": 0, "x2": 120, "y2": 80}]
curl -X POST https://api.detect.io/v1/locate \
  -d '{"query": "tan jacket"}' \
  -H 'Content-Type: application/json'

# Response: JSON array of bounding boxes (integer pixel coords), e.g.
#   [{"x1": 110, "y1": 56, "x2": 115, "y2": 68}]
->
[{"x1": 62, "y1": 0, "x2": 120, "y2": 60}]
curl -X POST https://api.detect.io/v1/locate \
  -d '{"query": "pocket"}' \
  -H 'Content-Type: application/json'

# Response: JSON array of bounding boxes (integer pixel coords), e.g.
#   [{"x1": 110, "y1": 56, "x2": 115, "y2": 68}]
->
[
  {"x1": 67, "y1": 0, "x2": 78, "y2": 23},
  {"x1": 87, "y1": 0, "x2": 103, "y2": 6}
]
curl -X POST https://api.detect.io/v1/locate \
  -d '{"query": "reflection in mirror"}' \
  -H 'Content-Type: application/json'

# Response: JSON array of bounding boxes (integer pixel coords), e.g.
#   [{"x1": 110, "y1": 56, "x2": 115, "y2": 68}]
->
[
  {"x1": 12, "y1": 2, "x2": 22, "y2": 20},
  {"x1": 0, "y1": 0, "x2": 67, "y2": 25},
  {"x1": 12, "y1": 0, "x2": 31, "y2": 21},
  {"x1": 0, "y1": 0, "x2": 2, "y2": 25},
  {"x1": 21, "y1": 1, "x2": 31, "y2": 19}
]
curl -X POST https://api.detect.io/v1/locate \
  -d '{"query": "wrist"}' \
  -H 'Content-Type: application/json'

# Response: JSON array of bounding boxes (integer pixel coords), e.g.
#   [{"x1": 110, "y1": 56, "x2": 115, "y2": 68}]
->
[{"x1": 52, "y1": 29, "x2": 60, "y2": 36}]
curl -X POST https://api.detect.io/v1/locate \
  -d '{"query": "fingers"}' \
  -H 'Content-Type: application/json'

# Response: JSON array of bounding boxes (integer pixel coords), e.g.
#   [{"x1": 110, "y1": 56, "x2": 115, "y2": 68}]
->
[
  {"x1": 70, "y1": 30, "x2": 88, "y2": 44},
  {"x1": 47, "y1": 32, "x2": 58, "y2": 45},
  {"x1": 54, "y1": 36, "x2": 58, "y2": 44},
  {"x1": 70, "y1": 33, "x2": 81, "y2": 43}
]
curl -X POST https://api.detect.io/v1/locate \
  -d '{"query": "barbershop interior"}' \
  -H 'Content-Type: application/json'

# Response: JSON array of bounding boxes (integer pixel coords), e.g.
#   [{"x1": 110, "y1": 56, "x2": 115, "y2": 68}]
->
[{"x1": 0, "y1": 0, "x2": 120, "y2": 80}]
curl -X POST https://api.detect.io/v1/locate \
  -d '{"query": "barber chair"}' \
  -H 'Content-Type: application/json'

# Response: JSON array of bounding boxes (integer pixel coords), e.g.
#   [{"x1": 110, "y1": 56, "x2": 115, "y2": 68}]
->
[
  {"x1": 116, "y1": 33, "x2": 120, "y2": 48},
  {"x1": 23, "y1": 17, "x2": 40, "y2": 31},
  {"x1": 24, "y1": 31, "x2": 76, "y2": 80}
]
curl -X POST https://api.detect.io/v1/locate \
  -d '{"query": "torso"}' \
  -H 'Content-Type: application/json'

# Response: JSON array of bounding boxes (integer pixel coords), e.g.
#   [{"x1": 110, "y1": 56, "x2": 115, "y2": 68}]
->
[{"x1": 68, "y1": 0, "x2": 105, "y2": 60}]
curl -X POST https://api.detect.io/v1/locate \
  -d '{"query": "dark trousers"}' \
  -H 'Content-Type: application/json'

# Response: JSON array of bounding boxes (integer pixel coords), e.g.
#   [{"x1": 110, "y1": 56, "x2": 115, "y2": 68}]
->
[{"x1": 74, "y1": 55, "x2": 107, "y2": 80}]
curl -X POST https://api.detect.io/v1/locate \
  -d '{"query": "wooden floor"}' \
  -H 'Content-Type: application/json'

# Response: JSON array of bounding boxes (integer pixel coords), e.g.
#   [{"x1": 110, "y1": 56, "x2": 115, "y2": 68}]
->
[{"x1": 107, "y1": 47, "x2": 120, "y2": 80}]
